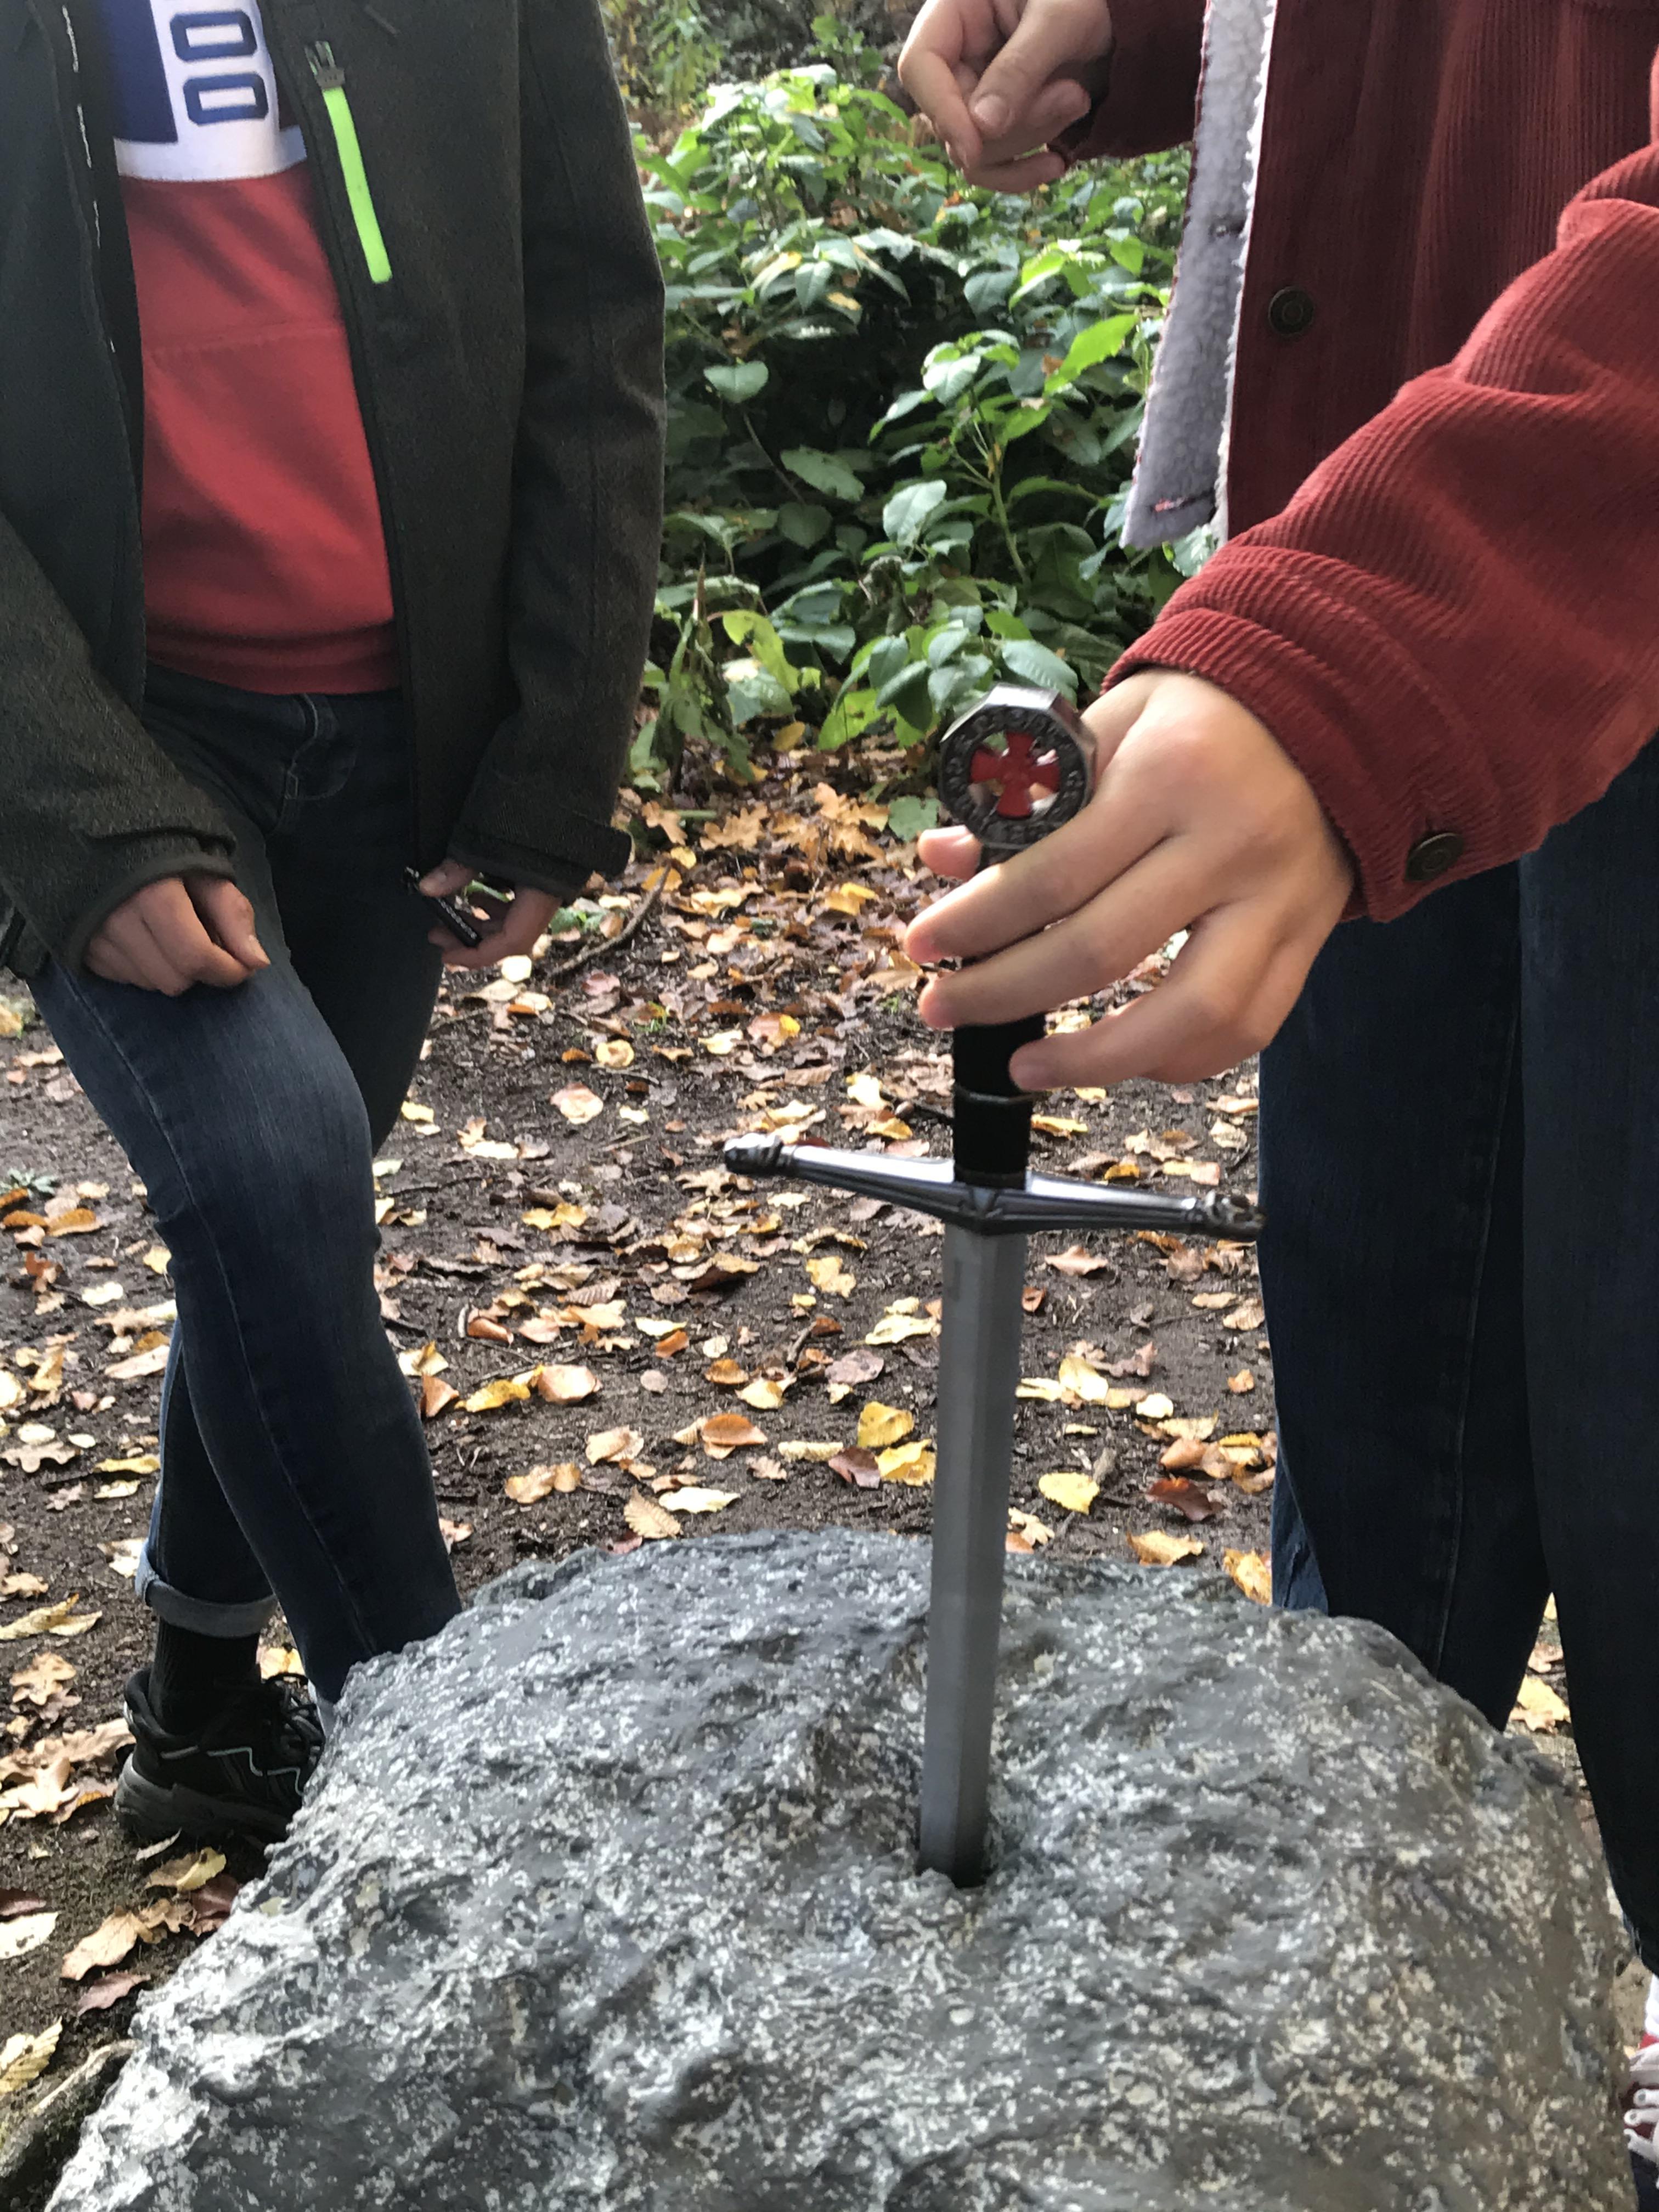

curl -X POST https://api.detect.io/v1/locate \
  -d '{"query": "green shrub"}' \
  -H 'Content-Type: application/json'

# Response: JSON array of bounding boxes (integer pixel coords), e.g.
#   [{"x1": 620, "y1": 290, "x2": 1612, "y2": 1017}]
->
[{"x1": 636, "y1": 23, "x2": 1193, "y2": 791}]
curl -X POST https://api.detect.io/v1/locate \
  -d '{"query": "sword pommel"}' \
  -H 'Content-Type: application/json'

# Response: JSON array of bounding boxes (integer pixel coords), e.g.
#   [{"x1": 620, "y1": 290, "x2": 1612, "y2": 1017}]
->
[{"x1": 721, "y1": 1133, "x2": 788, "y2": 1177}]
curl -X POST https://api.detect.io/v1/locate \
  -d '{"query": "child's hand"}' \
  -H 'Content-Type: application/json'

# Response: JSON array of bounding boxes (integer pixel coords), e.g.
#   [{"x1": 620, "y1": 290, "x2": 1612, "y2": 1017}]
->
[
  {"x1": 898, "y1": 0, "x2": 1113, "y2": 191},
  {"x1": 416, "y1": 860, "x2": 561, "y2": 972},
  {"x1": 84, "y1": 873, "x2": 269, "y2": 994},
  {"x1": 904, "y1": 671, "x2": 1355, "y2": 1086}
]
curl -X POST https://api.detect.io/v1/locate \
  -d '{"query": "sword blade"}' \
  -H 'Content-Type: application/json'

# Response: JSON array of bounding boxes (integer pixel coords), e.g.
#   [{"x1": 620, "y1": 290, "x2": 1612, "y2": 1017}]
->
[{"x1": 918, "y1": 1222, "x2": 1029, "y2": 1884}]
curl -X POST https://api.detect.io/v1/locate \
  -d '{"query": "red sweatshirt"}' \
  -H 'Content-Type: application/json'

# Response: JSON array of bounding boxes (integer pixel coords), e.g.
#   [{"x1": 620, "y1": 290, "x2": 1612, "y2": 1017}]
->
[
  {"x1": 1083, "y1": 2, "x2": 1659, "y2": 919},
  {"x1": 100, "y1": 0, "x2": 397, "y2": 694}
]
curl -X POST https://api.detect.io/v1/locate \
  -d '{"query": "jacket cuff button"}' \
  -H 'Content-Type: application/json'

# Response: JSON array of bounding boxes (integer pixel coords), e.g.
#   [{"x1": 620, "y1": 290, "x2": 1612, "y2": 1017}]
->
[
  {"x1": 1267, "y1": 286, "x2": 1316, "y2": 337},
  {"x1": 1404, "y1": 830, "x2": 1465, "y2": 883}
]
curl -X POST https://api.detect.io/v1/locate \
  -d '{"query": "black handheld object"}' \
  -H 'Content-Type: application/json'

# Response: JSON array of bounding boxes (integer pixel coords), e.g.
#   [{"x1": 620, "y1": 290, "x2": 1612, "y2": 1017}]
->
[
  {"x1": 936, "y1": 685, "x2": 1098, "y2": 1188},
  {"x1": 404, "y1": 866, "x2": 484, "y2": 949}
]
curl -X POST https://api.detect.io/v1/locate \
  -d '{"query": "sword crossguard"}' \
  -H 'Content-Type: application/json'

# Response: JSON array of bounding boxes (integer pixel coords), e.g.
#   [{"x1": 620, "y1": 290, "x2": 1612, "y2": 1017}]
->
[{"x1": 938, "y1": 685, "x2": 1096, "y2": 854}]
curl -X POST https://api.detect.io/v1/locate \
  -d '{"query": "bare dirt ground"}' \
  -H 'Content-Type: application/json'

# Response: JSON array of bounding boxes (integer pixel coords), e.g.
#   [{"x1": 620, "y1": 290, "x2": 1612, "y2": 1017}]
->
[{"x1": 0, "y1": 743, "x2": 1601, "y2": 2192}]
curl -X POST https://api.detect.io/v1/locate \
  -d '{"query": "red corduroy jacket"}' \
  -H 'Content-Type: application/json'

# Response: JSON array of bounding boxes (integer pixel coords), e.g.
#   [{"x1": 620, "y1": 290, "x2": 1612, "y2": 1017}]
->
[{"x1": 1081, "y1": 2, "x2": 1659, "y2": 919}]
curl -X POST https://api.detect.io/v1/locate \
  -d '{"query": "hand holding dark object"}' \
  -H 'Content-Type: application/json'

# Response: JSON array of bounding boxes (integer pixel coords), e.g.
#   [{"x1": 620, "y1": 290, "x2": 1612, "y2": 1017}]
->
[
  {"x1": 414, "y1": 859, "x2": 563, "y2": 972},
  {"x1": 906, "y1": 670, "x2": 1356, "y2": 1088},
  {"x1": 83, "y1": 873, "x2": 269, "y2": 994},
  {"x1": 897, "y1": 0, "x2": 1113, "y2": 192}
]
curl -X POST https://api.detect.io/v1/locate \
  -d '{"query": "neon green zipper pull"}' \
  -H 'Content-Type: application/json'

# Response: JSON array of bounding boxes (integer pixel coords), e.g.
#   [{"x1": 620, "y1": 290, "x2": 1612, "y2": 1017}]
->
[{"x1": 307, "y1": 42, "x2": 392, "y2": 285}]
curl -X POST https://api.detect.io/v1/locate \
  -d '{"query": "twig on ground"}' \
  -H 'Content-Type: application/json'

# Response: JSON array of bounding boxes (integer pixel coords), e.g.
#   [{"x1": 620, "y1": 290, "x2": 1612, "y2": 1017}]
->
[{"x1": 544, "y1": 875, "x2": 664, "y2": 985}]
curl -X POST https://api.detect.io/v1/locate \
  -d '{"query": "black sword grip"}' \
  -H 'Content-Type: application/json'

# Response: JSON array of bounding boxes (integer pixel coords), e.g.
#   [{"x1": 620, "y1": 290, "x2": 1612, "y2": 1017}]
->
[{"x1": 952, "y1": 1014, "x2": 1044, "y2": 1188}]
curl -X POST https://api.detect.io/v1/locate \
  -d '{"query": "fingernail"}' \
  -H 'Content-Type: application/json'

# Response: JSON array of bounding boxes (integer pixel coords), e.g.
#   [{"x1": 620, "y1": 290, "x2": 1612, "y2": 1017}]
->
[{"x1": 970, "y1": 93, "x2": 1009, "y2": 134}]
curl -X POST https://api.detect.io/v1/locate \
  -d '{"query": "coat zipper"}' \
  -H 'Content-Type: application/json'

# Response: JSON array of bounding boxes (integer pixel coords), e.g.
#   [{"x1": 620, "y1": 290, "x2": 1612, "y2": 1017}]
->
[
  {"x1": 274, "y1": 30, "x2": 422, "y2": 860},
  {"x1": 306, "y1": 43, "x2": 392, "y2": 284}
]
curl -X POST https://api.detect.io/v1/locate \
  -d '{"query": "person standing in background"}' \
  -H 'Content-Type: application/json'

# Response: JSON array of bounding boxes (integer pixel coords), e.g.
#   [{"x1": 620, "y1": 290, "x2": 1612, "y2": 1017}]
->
[{"x1": 0, "y1": 0, "x2": 663, "y2": 1841}]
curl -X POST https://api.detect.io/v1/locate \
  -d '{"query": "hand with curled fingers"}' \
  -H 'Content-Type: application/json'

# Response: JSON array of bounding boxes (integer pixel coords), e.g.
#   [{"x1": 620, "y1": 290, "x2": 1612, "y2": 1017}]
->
[
  {"x1": 415, "y1": 859, "x2": 563, "y2": 973},
  {"x1": 904, "y1": 672, "x2": 1356, "y2": 1088},
  {"x1": 83, "y1": 873, "x2": 270, "y2": 995},
  {"x1": 897, "y1": 0, "x2": 1114, "y2": 192}
]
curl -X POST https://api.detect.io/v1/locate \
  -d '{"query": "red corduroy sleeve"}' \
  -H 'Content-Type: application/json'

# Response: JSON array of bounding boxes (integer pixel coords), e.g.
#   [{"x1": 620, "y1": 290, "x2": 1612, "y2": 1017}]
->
[
  {"x1": 1110, "y1": 92, "x2": 1659, "y2": 920},
  {"x1": 1057, "y1": 0, "x2": 1205, "y2": 160}
]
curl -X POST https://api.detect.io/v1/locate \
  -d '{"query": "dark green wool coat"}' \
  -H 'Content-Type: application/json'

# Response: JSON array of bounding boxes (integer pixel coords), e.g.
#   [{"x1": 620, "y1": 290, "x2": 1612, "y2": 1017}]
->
[{"x1": 0, "y1": 0, "x2": 665, "y2": 976}]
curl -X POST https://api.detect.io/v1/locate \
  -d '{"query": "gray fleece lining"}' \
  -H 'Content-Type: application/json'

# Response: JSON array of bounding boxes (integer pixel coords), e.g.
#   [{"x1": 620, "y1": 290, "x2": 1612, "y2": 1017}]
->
[{"x1": 1122, "y1": 0, "x2": 1279, "y2": 550}]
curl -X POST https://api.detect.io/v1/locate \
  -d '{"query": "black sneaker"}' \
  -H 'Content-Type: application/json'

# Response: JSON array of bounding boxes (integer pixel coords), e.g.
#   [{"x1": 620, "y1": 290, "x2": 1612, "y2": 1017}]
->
[{"x1": 115, "y1": 1667, "x2": 324, "y2": 1846}]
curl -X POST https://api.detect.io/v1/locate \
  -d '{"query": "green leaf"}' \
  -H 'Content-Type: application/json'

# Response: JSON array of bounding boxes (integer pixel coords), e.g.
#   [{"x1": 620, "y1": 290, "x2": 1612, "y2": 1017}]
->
[
  {"x1": 885, "y1": 795, "x2": 940, "y2": 843},
  {"x1": 882, "y1": 479, "x2": 949, "y2": 546},
  {"x1": 704, "y1": 362, "x2": 770, "y2": 402},
  {"x1": 1049, "y1": 313, "x2": 1138, "y2": 384},
  {"x1": 864, "y1": 635, "x2": 912, "y2": 692},
  {"x1": 782, "y1": 448, "x2": 864, "y2": 501},
  {"x1": 1000, "y1": 638, "x2": 1079, "y2": 699},
  {"x1": 777, "y1": 501, "x2": 833, "y2": 548}
]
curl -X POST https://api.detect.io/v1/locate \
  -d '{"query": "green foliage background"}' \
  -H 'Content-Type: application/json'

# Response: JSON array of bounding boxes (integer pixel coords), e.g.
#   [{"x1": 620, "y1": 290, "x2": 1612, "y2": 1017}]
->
[{"x1": 623, "y1": 16, "x2": 1194, "y2": 804}]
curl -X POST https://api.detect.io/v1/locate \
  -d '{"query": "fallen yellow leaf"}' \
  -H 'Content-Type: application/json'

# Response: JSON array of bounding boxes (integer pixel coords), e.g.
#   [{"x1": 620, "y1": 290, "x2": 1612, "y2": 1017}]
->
[
  {"x1": 856, "y1": 1401, "x2": 914, "y2": 1450},
  {"x1": 1056, "y1": 1355, "x2": 1111, "y2": 1404},
  {"x1": 463, "y1": 1376, "x2": 533, "y2": 1414},
  {"x1": 805, "y1": 1255, "x2": 855, "y2": 1299},
  {"x1": 1223, "y1": 1549, "x2": 1272, "y2": 1604},
  {"x1": 700, "y1": 1412, "x2": 768, "y2": 1456},
  {"x1": 0, "y1": 2019, "x2": 61, "y2": 2095},
  {"x1": 587, "y1": 1426, "x2": 645, "y2": 1465},
  {"x1": 737, "y1": 1377, "x2": 788, "y2": 1411},
  {"x1": 1037, "y1": 1470, "x2": 1099, "y2": 1516},
  {"x1": 1511, "y1": 1674, "x2": 1571, "y2": 1733},
  {"x1": 662, "y1": 1486, "x2": 737, "y2": 1515},
  {"x1": 145, "y1": 1847, "x2": 225, "y2": 1894},
  {"x1": 1127, "y1": 1530, "x2": 1205, "y2": 1566},
  {"x1": 877, "y1": 1441, "x2": 935, "y2": 1485}
]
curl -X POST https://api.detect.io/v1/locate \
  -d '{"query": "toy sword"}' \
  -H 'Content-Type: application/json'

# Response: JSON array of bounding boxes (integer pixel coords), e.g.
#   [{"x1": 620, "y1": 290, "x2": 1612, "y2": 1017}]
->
[{"x1": 724, "y1": 685, "x2": 1265, "y2": 1885}]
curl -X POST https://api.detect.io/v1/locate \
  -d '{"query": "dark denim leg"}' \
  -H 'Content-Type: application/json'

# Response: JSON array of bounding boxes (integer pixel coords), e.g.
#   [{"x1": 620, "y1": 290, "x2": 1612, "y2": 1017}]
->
[
  {"x1": 1257, "y1": 867, "x2": 1549, "y2": 1725},
  {"x1": 31, "y1": 669, "x2": 458, "y2": 1701},
  {"x1": 1520, "y1": 736, "x2": 1659, "y2": 1966}
]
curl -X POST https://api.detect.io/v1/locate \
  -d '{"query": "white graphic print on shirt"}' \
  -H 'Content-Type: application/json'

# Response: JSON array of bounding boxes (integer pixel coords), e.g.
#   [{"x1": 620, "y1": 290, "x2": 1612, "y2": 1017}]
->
[{"x1": 96, "y1": 0, "x2": 305, "y2": 183}]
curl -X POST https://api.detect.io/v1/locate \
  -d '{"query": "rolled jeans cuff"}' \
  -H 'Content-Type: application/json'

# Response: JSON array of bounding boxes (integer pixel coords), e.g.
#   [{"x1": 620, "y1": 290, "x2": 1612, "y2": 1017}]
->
[{"x1": 134, "y1": 1544, "x2": 276, "y2": 1639}]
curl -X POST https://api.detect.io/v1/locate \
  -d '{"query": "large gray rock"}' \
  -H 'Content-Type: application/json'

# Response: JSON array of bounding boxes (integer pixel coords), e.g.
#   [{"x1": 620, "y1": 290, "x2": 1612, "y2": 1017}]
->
[{"x1": 54, "y1": 1532, "x2": 1624, "y2": 2210}]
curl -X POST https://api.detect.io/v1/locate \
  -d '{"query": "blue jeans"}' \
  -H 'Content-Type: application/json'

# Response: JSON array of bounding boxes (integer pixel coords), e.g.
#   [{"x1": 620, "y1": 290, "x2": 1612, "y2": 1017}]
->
[
  {"x1": 32, "y1": 666, "x2": 461, "y2": 1704},
  {"x1": 1260, "y1": 734, "x2": 1659, "y2": 1965}
]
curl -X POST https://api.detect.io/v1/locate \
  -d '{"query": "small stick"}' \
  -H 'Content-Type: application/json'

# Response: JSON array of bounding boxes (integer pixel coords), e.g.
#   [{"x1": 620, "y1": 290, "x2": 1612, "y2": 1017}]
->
[{"x1": 543, "y1": 875, "x2": 664, "y2": 985}]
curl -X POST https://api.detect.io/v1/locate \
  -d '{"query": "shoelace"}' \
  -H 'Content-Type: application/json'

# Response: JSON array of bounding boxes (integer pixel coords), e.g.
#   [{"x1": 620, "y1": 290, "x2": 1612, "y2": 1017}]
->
[
  {"x1": 246, "y1": 1678, "x2": 324, "y2": 1771},
  {"x1": 1624, "y1": 2043, "x2": 1659, "y2": 2165}
]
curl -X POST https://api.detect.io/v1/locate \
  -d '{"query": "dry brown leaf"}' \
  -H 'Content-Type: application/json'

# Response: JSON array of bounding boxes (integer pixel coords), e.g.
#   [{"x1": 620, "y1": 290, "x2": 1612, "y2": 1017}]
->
[
  {"x1": 587, "y1": 1426, "x2": 645, "y2": 1465},
  {"x1": 1127, "y1": 1530, "x2": 1205, "y2": 1566},
  {"x1": 535, "y1": 1364, "x2": 600, "y2": 1404},
  {"x1": 1222, "y1": 1300, "x2": 1266, "y2": 1333},
  {"x1": 504, "y1": 1463, "x2": 582, "y2": 1504},
  {"x1": 76, "y1": 1971, "x2": 150, "y2": 2015},
  {"x1": 1227, "y1": 1368, "x2": 1256, "y2": 1395},
  {"x1": 1045, "y1": 1245, "x2": 1113, "y2": 1277},
  {"x1": 856, "y1": 1401, "x2": 914, "y2": 1450},
  {"x1": 1148, "y1": 1476, "x2": 1223, "y2": 1523},
  {"x1": 1008, "y1": 1508, "x2": 1054, "y2": 1547},
  {"x1": 10, "y1": 1650, "x2": 75, "y2": 1705},
  {"x1": 1223, "y1": 1549, "x2": 1272, "y2": 1604},
  {"x1": 703, "y1": 1358, "x2": 747, "y2": 1387},
  {"x1": 107, "y1": 1343, "x2": 171, "y2": 1381},
  {"x1": 552, "y1": 1085, "x2": 606, "y2": 1125},
  {"x1": 829, "y1": 1446, "x2": 882, "y2": 1488},
  {"x1": 420, "y1": 1375, "x2": 460, "y2": 1420},
  {"x1": 60, "y1": 1910, "x2": 147, "y2": 1981},
  {"x1": 699, "y1": 1412, "x2": 768, "y2": 1454},
  {"x1": 0, "y1": 1599, "x2": 86, "y2": 1644},
  {"x1": 624, "y1": 1491, "x2": 683, "y2": 1541}
]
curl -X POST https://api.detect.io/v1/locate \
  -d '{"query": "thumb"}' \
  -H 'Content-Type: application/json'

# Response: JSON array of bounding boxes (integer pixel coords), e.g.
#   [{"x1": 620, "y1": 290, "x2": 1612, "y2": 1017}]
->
[
  {"x1": 188, "y1": 874, "x2": 269, "y2": 969},
  {"x1": 418, "y1": 858, "x2": 475, "y2": 898},
  {"x1": 966, "y1": 0, "x2": 1099, "y2": 137}
]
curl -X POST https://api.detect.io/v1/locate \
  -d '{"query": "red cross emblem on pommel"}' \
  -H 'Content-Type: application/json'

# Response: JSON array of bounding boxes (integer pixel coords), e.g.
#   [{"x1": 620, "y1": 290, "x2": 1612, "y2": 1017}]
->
[{"x1": 969, "y1": 730, "x2": 1062, "y2": 819}]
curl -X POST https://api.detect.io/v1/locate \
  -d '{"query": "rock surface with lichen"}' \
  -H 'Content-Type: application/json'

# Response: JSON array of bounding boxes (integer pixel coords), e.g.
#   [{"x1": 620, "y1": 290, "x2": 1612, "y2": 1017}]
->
[{"x1": 51, "y1": 1531, "x2": 1624, "y2": 2209}]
